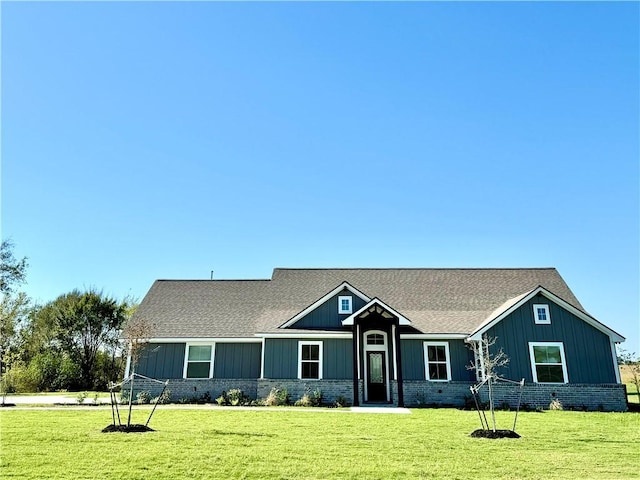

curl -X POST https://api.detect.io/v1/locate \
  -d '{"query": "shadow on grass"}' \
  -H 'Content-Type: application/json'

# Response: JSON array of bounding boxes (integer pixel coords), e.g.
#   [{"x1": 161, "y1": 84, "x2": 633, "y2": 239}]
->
[{"x1": 211, "y1": 429, "x2": 275, "y2": 438}]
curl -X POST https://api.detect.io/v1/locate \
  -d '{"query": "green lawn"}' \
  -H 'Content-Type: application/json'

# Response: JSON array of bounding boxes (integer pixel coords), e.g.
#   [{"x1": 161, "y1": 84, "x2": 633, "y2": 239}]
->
[{"x1": 1, "y1": 407, "x2": 638, "y2": 479}]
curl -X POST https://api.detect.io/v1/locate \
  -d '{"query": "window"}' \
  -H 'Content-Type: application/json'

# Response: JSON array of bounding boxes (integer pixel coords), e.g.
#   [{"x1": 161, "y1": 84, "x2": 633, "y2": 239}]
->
[
  {"x1": 529, "y1": 342, "x2": 568, "y2": 383},
  {"x1": 184, "y1": 344, "x2": 213, "y2": 379},
  {"x1": 533, "y1": 304, "x2": 551, "y2": 324},
  {"x1": 338, "y1": 295, "x2": 353, "y2": 314},
  {"x1": 423, "y1": 342, "x2": 451, "y2": 381},
  {"x1": 298, "y1": 341, "x2": 322, "y2": 379},
  {"x1": 367, "y1": 333, "x2": 385, "y2": 345}
]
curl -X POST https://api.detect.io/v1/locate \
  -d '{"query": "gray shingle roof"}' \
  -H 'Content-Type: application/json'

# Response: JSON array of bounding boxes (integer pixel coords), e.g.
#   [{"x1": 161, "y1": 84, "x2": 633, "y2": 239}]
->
[{"x1": 134, "y1": 268, "x2": 584, "y2": 338}]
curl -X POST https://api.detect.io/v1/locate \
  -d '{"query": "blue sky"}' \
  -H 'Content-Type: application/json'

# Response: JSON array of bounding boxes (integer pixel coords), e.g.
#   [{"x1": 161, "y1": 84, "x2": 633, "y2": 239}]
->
[{"x1": 2, "y1": 2, "x2": 638, "y2": 353}]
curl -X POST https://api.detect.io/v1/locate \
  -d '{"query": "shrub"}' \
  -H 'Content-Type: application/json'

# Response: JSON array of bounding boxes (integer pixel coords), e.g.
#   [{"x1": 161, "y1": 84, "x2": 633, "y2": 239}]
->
[
  {"x1": 227, "y1": 388, "x2": 249, "y2": 406},
  {"x1": 136, "y1": 390, "x2": 151, "y2": 404},
  {"x1": 75, "y1": 391, "x2": 88, "y2": 404},
  {"x1": 549, "y1": 398, "x2": 563, "y2": 410},
  {"x1": 333, "y1": 395, "x2": 349, "y2": 408},
  {"x1": 151, "y1": 389, "x2": 171, "y2": 405},
  {"x1": 264, "y1": 387, "x2": 290, "y2": 406},
  {"x1": 294, "y1": 388, "x2": 322, "y2": 407}
]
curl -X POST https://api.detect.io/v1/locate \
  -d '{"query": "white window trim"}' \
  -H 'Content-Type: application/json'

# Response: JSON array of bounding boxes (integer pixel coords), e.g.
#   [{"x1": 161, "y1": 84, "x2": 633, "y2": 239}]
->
[
  {"x1": 533, "y1": 304, "x2": 551, "y2": 325},
  {"x1": 338, "y1": 295, "x2": 353, "y2": 314},
  {"x1": 528, "y1": 341, "x2": 568, "y2": 384},
  {"x1": 363, "y1": 330, "x2": 390, "y2": 402},
  {"x1": 183, "y1": 343, "x2": 215, "y2": 379},
  {"x1": 423, "y1": 341, "x2": 452, "y2": 382},
  {"x1": 298, "y1": 341, "x2": 323, "y2": 380}
]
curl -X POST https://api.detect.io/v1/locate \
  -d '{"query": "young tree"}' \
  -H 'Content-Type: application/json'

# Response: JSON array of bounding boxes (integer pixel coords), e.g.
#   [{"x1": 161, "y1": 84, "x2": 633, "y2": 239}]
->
[
  {"x1": 120, "y1": 312, "x2": 153, "y2": 426},
  {"x1": 468, "y1": 334, "x2": 511, "y2": 432}
]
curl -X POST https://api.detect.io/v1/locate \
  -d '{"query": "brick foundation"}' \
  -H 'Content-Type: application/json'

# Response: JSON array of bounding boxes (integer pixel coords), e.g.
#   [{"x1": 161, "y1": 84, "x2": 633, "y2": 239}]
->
[
  {"x1": 121, "y1": 377, "x2": 628, "y2": 411},
  {"x1": 402, "y1": 380, "x2": 628, "y2": 411}
]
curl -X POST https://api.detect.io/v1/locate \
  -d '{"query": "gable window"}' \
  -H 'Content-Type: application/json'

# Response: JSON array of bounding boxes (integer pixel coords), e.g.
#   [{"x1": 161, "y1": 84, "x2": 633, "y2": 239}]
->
[
  {"x1": 423, "y1": 342, "x2": 451, "y2": 381},
  {"x1": 298, "y1": 341, "x2": 323, "y2": 379},
  {"x1": 529, "y1": 342, "x2": 568, "y2": 383},
  {"x1": 533, "y1": 304, "x2": 551, "y2": 324},
  {"x1": 367, "y1": 333, "x2": 385, "y2": 345},
  {"x1": 184, "y1": 344, "x2": 214, "y2": 379},
  {"x1": 338, "y1": 295, "x2": 353, "y2": 314}
]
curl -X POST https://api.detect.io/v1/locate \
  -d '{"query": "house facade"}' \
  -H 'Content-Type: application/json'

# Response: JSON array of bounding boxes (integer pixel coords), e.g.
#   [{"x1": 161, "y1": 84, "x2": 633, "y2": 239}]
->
[{"x1": 126, "y1": 268, "x2": 627, "y2": 411}]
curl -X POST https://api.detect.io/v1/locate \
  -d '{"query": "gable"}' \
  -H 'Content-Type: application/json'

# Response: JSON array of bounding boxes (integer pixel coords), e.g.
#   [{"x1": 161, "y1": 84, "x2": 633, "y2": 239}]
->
[
  {"x1": 468, "y1": 286, "x2": 625, "y2": 343},
  {"x1": 279, "y1": 282, "x2": 370, "y2": 330},
  {"x1": 480, "y1": 295, "x2": 620, "y2": 383}
]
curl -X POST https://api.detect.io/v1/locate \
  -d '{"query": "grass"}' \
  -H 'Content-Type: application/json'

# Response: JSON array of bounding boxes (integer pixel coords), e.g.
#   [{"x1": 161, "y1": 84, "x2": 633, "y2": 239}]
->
[
  {"x1": 620, "y1": 364, "x2": 639, "y2": 404},
  {"x1": 1, "y1": 407, "x2": 638, "y2": 479}
]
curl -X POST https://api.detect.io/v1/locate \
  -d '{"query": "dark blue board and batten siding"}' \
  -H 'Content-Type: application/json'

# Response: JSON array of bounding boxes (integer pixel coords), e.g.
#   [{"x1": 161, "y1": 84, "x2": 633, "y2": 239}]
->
[
  {"x1": 263, "y1": 338, "x2": 352, "y2": 379},
  {"x1": 487, "y1": 297, "x2": 618, "y2": 383},
  {"x1": 292, "y1": 292, "x2": 368, "y2": 330},
  {"x1": 136, "y1": 343, "x2": 185, "y2": 379},
  {"x1": 135, "y1": 342, "x2": 261, "y2": 379},
  {"x1": 401, "y1": 339, "x2": 476, "y2": 381}
]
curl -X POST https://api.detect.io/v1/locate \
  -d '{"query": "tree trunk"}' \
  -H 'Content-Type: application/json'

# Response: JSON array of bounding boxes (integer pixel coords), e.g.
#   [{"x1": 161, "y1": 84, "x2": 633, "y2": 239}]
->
[{"x1": 126, "y1": 368, "x2": 135, "y2": 427}]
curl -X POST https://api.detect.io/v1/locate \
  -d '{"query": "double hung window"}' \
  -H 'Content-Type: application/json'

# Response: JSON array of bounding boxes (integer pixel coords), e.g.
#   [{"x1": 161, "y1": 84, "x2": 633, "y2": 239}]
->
[
  {"x1": 298, "y1": 341, "x2": 323, "y2": 379},
  {"x1": 529, "y1": 342, "x2": 568, "y2": 383},
  {"x1": 184, "y1": 344, "x2": 213, "y2": 379},
  {"x1": 423, "y1": 342, "x2": 451, "y2": 381}
]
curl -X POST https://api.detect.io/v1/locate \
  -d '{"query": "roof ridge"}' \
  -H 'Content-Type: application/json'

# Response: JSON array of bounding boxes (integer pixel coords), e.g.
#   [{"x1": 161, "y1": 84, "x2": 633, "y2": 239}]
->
[{"x1": 273, "y1": 267, "x2": 558, "y2": 271}]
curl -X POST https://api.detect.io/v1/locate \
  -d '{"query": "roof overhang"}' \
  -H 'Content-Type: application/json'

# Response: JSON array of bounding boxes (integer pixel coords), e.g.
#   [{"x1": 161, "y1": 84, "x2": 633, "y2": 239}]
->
[
  {"x1": 279, "y1": 281, "x2": 371, "y2": 329},
  {"x1": 342, "y1": 297, "x2": 412, "y2": 326},
  {"x1": 467, "y1": 286, "x2": 625, "y2": 343}
]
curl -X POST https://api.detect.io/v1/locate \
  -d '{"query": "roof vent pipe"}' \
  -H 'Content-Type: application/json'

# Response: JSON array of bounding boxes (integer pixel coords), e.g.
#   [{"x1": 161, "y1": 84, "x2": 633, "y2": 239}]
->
[{"x1": 210, "y1": 270, "x2": 214, "y2": 280}]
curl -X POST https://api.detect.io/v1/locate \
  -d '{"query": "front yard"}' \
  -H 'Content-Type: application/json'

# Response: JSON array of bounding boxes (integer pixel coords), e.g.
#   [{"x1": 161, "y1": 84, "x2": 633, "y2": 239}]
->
[{"x1": 1, "y1": 407, "x2": 638, "y2": 479}]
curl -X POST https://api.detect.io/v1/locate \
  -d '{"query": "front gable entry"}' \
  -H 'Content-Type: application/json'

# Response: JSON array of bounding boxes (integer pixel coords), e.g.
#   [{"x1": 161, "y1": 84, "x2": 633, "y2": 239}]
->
[{"x1": 279, "y1": 282, "x2": 370, "y2": 330}]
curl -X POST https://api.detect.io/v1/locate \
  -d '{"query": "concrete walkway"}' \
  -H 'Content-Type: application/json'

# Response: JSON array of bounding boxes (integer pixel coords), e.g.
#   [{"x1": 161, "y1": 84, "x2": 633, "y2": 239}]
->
[
  {"x1": 2, "y1": 396, "x2": 412, "y2": 413},
  {"x1": 2, "y1": 395, "x2": 111, "y2": 405}
]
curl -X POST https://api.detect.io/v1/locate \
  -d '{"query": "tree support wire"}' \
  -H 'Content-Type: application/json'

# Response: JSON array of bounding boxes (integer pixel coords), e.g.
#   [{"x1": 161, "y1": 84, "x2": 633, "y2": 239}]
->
[
  {"x1": 108, "y1": 374, "x2": 167, "y2": 427},
  {"x1": 470, "y1": 376, "x2": 525, "y2": 433},
  {"x1": 145, "y1": 380, "x2": 169, "y2": 427}
]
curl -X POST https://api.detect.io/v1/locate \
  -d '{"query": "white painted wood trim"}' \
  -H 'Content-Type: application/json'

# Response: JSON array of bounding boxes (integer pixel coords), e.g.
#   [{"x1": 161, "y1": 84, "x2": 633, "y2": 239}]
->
[
  {"x1": 363, "y1": 330, "x2": 390, "y2": 402},
  {"x1": 146, "y1": 337, "x2": 262, "y2": 343},
  {"x1": 279, "y1": 282, "x2": 371, "y2": 328},
  {"x1": 257, "y1": 333, "x2": 352, "y2": 339},
  {"x1": 423, "y1": 341, "x2": 452, "y2": 381},
  {"x1": 298, "y1": 341, "x2": 323, "y2": 380},
  {"x1": 532, "y1": 304, "x2": 551, "y2": 324},
  {"x1": 528, "y1": 341, "x2": 569, "y2": 384},
  {"x1": 260, "y1": 337, "x2": 266, "y2": 380},
  {"x1": 342, "y1": 297, "x2": 411, "y2": 326},
  {"x1": 469, "y1": 286, "x2": 625, "y2": 343},
  {"x1": 611, "y1": 339, "x2": 622, "y2": 384}
]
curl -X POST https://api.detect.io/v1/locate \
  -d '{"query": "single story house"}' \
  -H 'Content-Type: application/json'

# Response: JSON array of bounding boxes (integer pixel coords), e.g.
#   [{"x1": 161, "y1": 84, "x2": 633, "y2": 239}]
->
[{"x1": 126, "y1": 268, "x2": 627, "y2": 410}]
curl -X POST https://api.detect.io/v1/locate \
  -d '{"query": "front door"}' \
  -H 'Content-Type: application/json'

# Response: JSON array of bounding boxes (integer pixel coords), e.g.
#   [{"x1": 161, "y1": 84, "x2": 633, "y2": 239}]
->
[{"x1": 366, "y1": 351, "x2": 387, "y2": 402}]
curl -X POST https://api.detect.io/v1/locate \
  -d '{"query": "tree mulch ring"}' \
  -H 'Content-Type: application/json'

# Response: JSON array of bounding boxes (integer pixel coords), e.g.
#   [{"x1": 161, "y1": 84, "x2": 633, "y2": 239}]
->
[
  {"x1": 102, "y1": 424, "x2": 154, "y2": 433},
  {"x1": 0, "y1": 403, "x2": 16, "y2": 408},
  {"x1": 470, "y1": 429, "x2": 520, "y2": 439}
]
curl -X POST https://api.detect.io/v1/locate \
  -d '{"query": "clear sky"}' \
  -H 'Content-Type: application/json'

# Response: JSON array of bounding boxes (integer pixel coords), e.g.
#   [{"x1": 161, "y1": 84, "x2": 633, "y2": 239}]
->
[{"x1": 2, "y1": 2, "x2": 638, "y2": 354}]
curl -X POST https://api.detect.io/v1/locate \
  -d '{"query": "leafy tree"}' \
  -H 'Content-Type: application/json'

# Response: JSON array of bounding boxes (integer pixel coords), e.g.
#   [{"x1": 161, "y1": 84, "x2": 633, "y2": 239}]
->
[
  {"x1": 33, "y1": 290, "x2": 130, "y2": 390},
  {"x1": 0, "y1": 241, "x2": 30, "y2": 400},
  {"x1": 0, "y1": 240, "x2": 28, "y2": 294}
]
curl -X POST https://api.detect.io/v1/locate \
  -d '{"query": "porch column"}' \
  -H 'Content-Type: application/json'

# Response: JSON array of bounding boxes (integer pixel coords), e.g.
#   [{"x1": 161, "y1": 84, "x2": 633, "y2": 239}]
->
[
  {"x1": 393, "y1": 321, "x2": 404, "y2": 407},
  {"x1": 352, "y1": 322, "x2": 360, "y2": 406}
]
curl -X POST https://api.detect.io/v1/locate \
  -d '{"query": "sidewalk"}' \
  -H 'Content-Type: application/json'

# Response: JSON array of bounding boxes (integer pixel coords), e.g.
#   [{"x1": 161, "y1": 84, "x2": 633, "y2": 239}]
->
[{"x1": 2, "y1": 395, "x2": 111, "y2": 405}]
